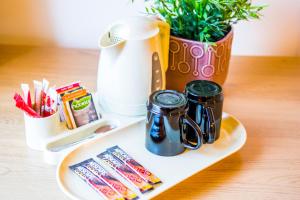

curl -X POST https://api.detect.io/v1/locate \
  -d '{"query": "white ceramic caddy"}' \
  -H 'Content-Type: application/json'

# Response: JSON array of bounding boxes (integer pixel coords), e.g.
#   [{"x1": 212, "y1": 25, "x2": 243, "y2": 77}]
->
[
  {"x1": 24, "y1": 111, "x2": 63, "y2": 151},
  {"x1": 43, "y1": 93, "x2": 144, "y2": 165},
  {"x1": 57, "y1": 112, "x2": 247, "y2": 200}
]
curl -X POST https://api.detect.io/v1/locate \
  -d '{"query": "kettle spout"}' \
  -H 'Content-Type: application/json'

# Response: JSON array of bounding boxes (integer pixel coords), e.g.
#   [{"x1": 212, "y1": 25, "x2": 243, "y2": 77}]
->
[{"x1": 98, "y1": 31, "x2": 125, "y2": 60}]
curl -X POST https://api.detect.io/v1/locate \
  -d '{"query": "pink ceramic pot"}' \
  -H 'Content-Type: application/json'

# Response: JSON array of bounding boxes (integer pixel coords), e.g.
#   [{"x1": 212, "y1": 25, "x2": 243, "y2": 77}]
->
[{"x1": 166, "y1": 28, "x2": 234, "y2": 91}]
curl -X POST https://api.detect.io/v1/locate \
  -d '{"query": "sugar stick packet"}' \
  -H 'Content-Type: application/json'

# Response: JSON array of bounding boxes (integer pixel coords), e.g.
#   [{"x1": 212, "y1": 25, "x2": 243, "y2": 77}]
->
[
  {"x1": 43, "y1": 87, "x2": 57, "y2": 117},
  {"x1": 33, "y1": 80, "x2": 42, "y2": 115},
  {"x1": 14, "y1": 93, "x2": 40, "y2": 118},
  {"x1": 21, "y1": 84, "x2": 32, "y2": 108},
  {"x1": 81, "y1": 158, "x2": 138, "y2": 200},
  {"x1": 41, "y1": 78, "x2": 49, "y2": 116},
  {"x1": 108, "y1": 146, "x2": 161, "y2": 185},
  {"x1": 69, "y1": 163, "x2": 124, "y2": 200},
  {"x1": 98, "y1": 151, "x2": 153, "y2": 193},
  {"x1": 49, "y1": 87, "x2": 57, "y2": 115}
]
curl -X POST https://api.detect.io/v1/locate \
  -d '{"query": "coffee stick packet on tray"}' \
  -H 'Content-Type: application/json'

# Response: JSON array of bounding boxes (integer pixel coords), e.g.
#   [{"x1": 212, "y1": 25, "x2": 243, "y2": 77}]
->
[
  {"x1": 81, "y1": 158, "x2": 138, "y2": 200},
  {"x1": 98, "y1": 151, "x2": 153, "y2": 193},
  {"x1": 69, "y1": 163, "x2": 124, "y2": 200},
  {"x1": 108, "y1": 146, "x2": 161, "y2": 185}
]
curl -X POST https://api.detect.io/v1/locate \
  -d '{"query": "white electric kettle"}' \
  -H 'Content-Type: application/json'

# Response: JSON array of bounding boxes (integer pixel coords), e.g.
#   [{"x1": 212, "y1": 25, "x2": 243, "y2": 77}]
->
[{"x1": 97, "y1": 16, "x2": 170, "y2": 116}]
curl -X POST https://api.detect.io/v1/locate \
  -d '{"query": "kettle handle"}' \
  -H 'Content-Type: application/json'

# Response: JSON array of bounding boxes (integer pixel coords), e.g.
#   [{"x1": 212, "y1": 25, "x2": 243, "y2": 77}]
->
[{"x1": 156, "y1": 20, "x2": 170, "y2": 72}]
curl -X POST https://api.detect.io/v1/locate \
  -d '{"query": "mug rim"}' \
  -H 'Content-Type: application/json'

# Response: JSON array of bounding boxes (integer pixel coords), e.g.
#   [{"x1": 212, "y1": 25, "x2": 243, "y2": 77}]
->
[
  {"x1": 185, "y1": 80, "x2": 223, "y2": 103},
  {"x1": 147, "y1": 90, "x2": 188, "y2": 115}
]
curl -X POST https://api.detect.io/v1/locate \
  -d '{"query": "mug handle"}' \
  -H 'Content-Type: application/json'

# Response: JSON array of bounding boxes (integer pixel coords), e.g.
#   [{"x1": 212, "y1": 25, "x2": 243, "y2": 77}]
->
[
  {"x1": 182, "y1": 115, "x2": 203, "y2": 150},
  {"x1": 204, "y1": 106, "x2": 216, "y2": 144}
]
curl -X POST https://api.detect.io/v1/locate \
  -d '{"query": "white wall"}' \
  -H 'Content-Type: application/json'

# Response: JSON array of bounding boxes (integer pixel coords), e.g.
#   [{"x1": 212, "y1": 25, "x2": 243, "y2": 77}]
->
[{"x1": 0, "y1": 0, "x2": 299, "y2": 56}]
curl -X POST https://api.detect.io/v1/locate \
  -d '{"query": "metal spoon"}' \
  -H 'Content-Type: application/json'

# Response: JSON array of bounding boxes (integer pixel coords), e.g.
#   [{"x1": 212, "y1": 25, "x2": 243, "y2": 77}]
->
[{"x1": 49, "y1": 124, "x2": 116, "y2": 152}]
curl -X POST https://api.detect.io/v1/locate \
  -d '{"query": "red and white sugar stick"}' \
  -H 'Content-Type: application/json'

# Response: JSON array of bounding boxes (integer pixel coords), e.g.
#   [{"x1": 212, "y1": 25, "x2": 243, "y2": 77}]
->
[
  {"x1": 49, "y1": 88, "x2": 57, "y2": 115},
  {"x1": 14, "y1": 93, "x2": 40, "y2": 118},
  {"x1": 33, "y1": 80, "x2": 42, "y2": 115},
  {"x1": 21, "y1": 83, "x2": 32, "y2": 108},
  {"x1": 41, "y1": 79, "x2": 49, "y2": 116},
  {"x1": 43, "y1": 87, "x2": 57, "y2": 117}
]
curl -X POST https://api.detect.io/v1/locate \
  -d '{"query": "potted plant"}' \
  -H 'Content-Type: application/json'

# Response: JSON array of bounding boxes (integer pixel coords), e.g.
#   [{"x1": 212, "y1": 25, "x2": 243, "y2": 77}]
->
[{"x1": 144, "y1": 0, "x2": 265, "y2": 91}]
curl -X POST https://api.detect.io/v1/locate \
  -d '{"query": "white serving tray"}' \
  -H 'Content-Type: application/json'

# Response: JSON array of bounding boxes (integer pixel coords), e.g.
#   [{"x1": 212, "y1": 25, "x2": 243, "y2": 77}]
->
[{"x1": 57, "y1": 112, "x2": 246, "y2": 200}]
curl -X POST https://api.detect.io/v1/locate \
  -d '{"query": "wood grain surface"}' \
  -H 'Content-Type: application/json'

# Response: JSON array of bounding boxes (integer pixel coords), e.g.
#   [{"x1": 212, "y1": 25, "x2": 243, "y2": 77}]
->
[{"x1": 0, "y1": 45, "x2": 299, "y2": 200}]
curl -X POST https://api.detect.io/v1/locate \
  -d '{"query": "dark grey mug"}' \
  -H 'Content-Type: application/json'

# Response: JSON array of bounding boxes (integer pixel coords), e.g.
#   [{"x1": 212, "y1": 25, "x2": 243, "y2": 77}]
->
[
  {"x1": 185, "y1": 80, "x2": 224, "y2": 144},
  {"x1": 145, "y1": 90, "x2": 203, "y2": 156}
]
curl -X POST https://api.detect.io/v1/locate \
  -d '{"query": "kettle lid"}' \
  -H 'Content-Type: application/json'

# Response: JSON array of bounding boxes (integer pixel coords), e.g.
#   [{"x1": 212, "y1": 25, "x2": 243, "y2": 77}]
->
[{"x1": 110, "y1": 16, "x2": 159, "y2": 40}]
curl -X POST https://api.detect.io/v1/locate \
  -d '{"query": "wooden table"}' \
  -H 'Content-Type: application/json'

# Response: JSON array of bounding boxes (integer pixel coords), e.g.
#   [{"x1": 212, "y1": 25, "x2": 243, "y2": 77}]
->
[{"x1": 0, "y1": 45, "x2": 299, "y2": 200}]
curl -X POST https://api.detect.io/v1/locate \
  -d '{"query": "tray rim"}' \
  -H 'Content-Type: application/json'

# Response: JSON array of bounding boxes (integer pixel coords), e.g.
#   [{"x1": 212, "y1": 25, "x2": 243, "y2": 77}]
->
[{"x1": 56, "y1": 112, "x2": 247, "y2": 200}]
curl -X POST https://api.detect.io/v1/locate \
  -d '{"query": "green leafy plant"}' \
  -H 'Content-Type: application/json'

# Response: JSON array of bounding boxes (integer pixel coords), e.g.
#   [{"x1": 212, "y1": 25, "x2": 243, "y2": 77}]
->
[{"x1": 145, "y1": 0, "x2": 265, "y2": 43}]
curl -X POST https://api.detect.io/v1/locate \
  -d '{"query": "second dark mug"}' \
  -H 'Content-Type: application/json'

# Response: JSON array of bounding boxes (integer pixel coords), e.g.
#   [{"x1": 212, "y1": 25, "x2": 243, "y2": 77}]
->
[
  {"x1": 145, "y1": 90, "x2": 203, "y2": 156},
  {"x1": 185, "y1": 80, "x2": 224, "y2": 144}
]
